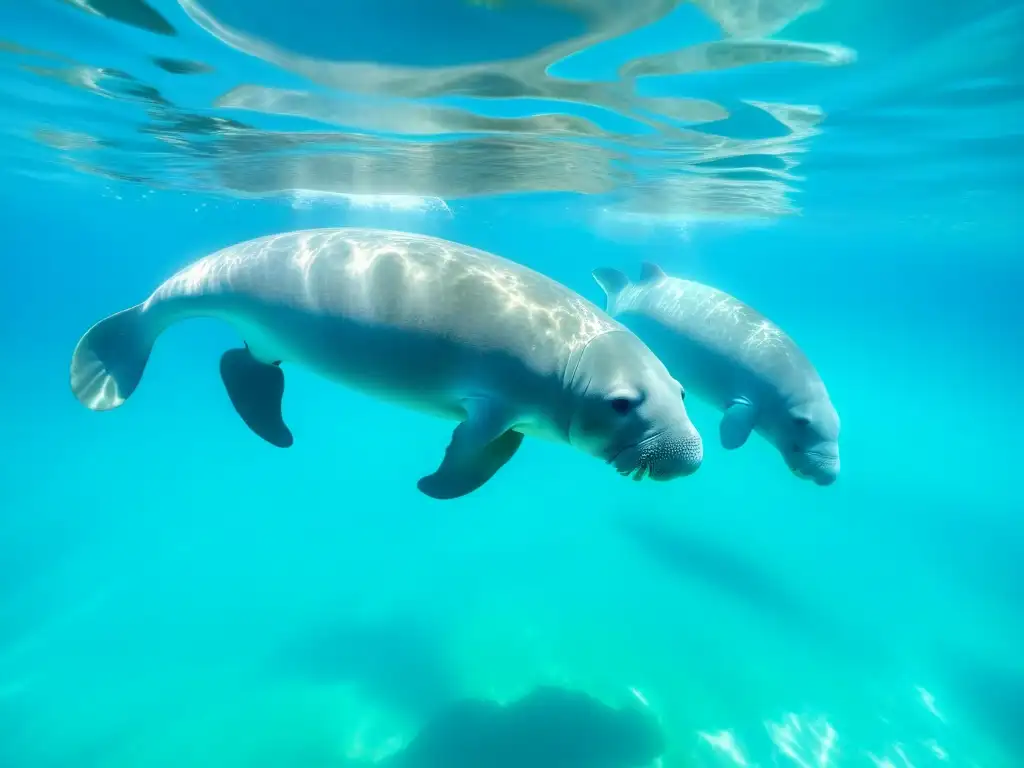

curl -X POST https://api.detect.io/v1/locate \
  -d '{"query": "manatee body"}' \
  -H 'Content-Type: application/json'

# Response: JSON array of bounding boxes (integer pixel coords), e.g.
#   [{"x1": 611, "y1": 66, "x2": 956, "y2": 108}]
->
[
  {"x1": 592, "y1": 263, "x2": 839, "y2": 485},
  {"x1": 70, "y1": 228, "x2": 703, "y2": 498}
]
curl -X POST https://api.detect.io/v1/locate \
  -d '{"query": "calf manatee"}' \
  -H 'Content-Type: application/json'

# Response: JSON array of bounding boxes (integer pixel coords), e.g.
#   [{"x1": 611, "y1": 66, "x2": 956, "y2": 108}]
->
[
  {"x1": 70, "y1": 228, "x2": 703, "y2": 499},
  {"x1": 592, "y1": 263, "x2": 839, "y2": 485}
]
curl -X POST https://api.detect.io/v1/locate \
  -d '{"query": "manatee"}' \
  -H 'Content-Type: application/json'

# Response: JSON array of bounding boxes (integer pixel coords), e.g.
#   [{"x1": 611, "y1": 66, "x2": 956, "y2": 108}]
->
[
  {"x1": 70, "y1": 228, "x2": 703, "y2": 499},
  {"x1": 592, "y1": 262, "x2": 839, "y2": 485}
]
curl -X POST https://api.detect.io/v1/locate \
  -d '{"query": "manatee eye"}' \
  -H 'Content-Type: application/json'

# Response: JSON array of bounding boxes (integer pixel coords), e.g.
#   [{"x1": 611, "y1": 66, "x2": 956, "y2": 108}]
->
[
  {"x1": 793, "y1": 415, "x2": 811, "y2": 427},
  {"x1": 610, "y1": 398, "x2": 633, "y2": 415}
]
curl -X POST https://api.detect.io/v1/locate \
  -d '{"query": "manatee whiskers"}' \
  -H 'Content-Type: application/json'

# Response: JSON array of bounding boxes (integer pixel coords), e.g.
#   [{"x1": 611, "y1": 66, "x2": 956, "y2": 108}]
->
[{"x1": 612, "y1": 455, "x2": 650, "y2": 481}]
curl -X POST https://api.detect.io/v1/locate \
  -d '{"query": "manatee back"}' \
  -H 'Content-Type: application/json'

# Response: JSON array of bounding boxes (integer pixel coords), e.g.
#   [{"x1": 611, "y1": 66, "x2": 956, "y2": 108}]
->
[
  {"x1": 148, "y1": 228, "x2": 621, "y2": 384},
  {"x1": 623, "y1": 276, "x2": 822, "y2": 404}
]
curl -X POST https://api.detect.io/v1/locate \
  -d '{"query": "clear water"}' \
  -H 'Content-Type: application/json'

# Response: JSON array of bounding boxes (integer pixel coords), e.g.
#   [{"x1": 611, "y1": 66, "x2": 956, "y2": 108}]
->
[{"x1": 1, "y1": 1, "x2": 1021, "y2": 766}]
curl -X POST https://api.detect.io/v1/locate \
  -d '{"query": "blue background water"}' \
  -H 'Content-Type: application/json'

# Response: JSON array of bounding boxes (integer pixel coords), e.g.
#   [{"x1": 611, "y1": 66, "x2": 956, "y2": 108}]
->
[{"x1": 1, "y1": 1, "x2": 1023, "y2": 766}]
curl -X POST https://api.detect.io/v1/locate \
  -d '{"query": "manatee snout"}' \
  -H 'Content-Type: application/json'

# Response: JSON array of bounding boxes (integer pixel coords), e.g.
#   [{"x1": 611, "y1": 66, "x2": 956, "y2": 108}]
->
[
  {"x1": 632, "y1": 422, "x2": 703, "y2": 481},
  {"x1": 789, "y1": 445, "x2": 839, "y2": 486}
]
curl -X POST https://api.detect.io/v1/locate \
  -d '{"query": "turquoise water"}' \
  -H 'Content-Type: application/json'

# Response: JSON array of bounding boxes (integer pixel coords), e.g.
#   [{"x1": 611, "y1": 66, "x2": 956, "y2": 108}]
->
[{"x1": 1, "y1": 1, "x2": 1022, "y2": 766}]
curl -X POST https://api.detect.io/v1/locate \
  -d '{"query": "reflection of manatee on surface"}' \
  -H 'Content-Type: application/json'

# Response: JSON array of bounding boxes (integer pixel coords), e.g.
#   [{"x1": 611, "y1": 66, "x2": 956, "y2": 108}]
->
[
  {"x1": 619, "y1": 38, "x2": 853, "y2": 79},
  {"x1": 214, "y1": 84, "x2": 724, "y2": 140},
  {"x1": 381, "y1": 686, "x2": 665, "y2": 768},
  {"x1": 215, "y1": 134, "x2": 624, "y2": 199},
  {"x1": 9, "y1": 0, "x2": 854, "y2": 217},
  {"x1": 151, "y1": 57, "x2": 215, "y2": 75},
  {"x1": 58, "y1": 0, "x2": 175, "y2": 36},
  {"x1": 269, "y1": 612, "x2": 461, "y2": 720},
  {"x1": 693, "y1": 0, "x2": 823, "y2": 38}
]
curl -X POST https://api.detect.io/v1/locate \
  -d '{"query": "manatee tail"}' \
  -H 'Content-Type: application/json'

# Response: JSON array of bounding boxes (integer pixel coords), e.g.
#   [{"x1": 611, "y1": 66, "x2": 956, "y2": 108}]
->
[
  {"x1": 593, "y1": 262, "x2": 667, "y2": 315},
  {"x1": 70, "y1": 304, "x2": 157, "y2": 411},
  {"x1": 592, "y1": 268, "x2": 631, "y2": 315}
]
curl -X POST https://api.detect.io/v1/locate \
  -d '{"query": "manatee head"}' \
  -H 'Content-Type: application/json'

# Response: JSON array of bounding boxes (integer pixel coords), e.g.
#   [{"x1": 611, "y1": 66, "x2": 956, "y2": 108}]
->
[
  {"x1": 568, "y1": 330, "x2": 702, "y2": 481},
  {"x1": 777, "y1": 396, "x2": 840, "y2": 486}
]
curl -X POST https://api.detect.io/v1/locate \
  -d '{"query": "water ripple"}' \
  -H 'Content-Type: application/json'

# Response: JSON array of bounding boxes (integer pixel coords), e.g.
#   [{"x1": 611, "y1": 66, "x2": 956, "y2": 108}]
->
[{"x1": 0, "y1": 0, "x2": 856, "y2": 220}]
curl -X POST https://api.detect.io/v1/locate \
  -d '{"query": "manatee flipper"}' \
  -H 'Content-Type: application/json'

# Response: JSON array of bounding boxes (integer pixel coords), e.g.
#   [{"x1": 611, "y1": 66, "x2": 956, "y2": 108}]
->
[
  {"x1": 720, "y1": 399, "x2": 756, "y2": 450},
  {"x1": 219, "y1": 347, "x2": 293, "y2": 448},
  {"x1": 417, "y1": 399, "x2": 524, "y2": 500},
  {"x1": 70, "y1": 303, "x2": 156, "y2": 411}
]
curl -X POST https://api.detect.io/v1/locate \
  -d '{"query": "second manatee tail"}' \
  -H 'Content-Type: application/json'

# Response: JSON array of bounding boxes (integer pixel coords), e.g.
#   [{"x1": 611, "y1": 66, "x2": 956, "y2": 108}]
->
[
  {"x1": 70, "y1": 304, "x2": 157, "y2": 411},
  {"x1": 593, "y1": 262, "x2": 667, "y2": 316},
  {"x1": 592, "y1": 267, "x2": 631, "y2": 316}
]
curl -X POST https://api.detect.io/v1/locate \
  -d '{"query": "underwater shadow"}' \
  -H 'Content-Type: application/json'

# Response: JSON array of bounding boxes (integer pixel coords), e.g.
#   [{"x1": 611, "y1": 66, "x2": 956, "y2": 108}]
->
[
  {"x1": 368, "y1": 685, "x2": 664, "y2": 768},
  {"x1": 611, "y1": 510, "x2": 863, "y2": 657},
  {"x1": 938, "y1": 649, "x2": 1024, "y2": 760},
  {"x1": 269, "y1": 610, "x2": 460, "y2": 720}
]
